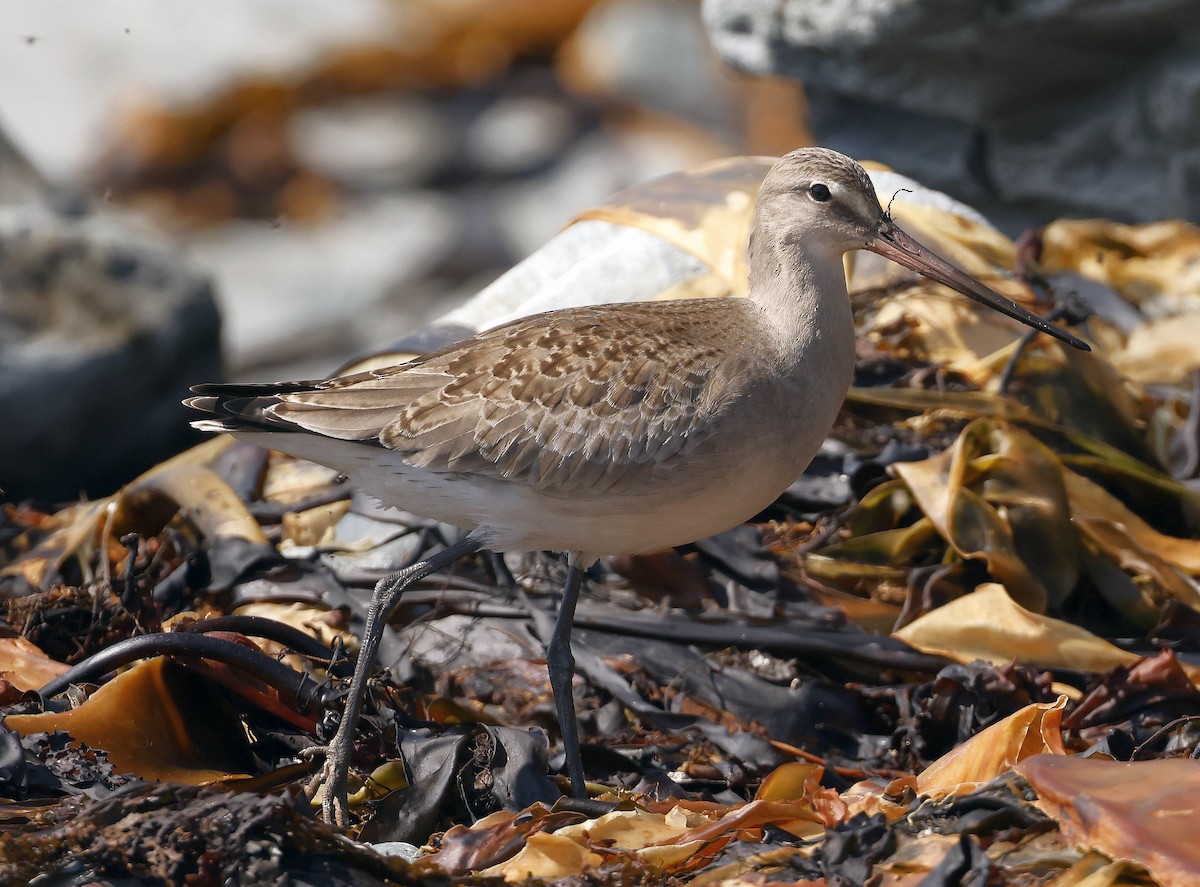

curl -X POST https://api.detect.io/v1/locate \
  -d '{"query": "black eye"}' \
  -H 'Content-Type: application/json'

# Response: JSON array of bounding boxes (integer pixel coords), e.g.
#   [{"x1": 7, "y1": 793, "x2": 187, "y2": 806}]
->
[{"x1": 809, "y1": 183, "x2": 831, "y2": 202}]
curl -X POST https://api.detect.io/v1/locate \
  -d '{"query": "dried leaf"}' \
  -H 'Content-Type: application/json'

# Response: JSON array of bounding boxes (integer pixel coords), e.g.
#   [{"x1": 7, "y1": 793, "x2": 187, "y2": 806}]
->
[
  {"x1": 883, "y1": 200, "x2": 1019, "y2": 281},
  {"x1": 116, "y1": 464, "x2": 266, "y2": 544},
  {"x1": 866, "y1": 291, "x2": 1038, "y2": 383},
  {"x1": 477, "y1": 799, "x2": 838, "y2": 882},
  {"x1": 755, "y1": 761, "x2": 823, "y2": 803},
  {"x1": 668, "y1": 799, "x2": 836, "y2": 850},
  {"x1": 1005, "y1": 350, "x2": 1149, "y2": 463},
  {"x1": 483, "y1": 829, "x2": 604, "y2": 882},
  {"x1": 554, "y1": 805, "x2": 704, "y2": 848},
  {"x1": 0, "y1": 500, "x2": 108, "y2": 587},
  {"x1": 846, "y1": 387, "x2": 1200, "y2": 515},
  {"x1": 894, "y1": 583, "x2": 1137, "y2": 674},
  {"x1": 872, "y1": 832, "x2": 975, "y2": 886},
  {"x1": 426, "y1": 805, "x2": 580, "y2": 875},
  {"x1": 1113, "y1": 314, "x2": 1200, "y2": 384},
  {"x1": 1065, "y1": 469, "x2": 1200, "y2": 609},
  {"x1": 849, "y1": 199, "x2": 1071, "y2": 384},
  {"x1": 839, "y1": 775, "x2": 915, "y2": 823},
  {"x1": 349, "y1": 760, "x2": 408, "y2": 804},
  {"x1": 1016, "y1": 755, "x2": 1200, "y2": 887},
  {"x1": 6, "y1": 658, "x2": 255, "y2": 783},
  {"x1": 847, "y1": 386, "x2": 1035, "y2": 419},
  {"x1": 754, "y1": 762, "x2": 838, "y2": 839},
  {"x1": 1046, "y1": 855, "x2": 1152, "y2": 887},
  {"x1": 915, "y1": 697, "x2": 1067, "y2": 797},
  {"x1": 2, "y1": 438, "x2": 239, "y2": 588},
  {"x1": 1063, "y1": 649, "x2": 1200, "y2": 739},
  {"x1": 232, "y1": 601, "x2": 356, "y2": 655},
  {"x1": 479, "y1": 807, "x2": 706, "y2": 880},
  {"x1": 261, "y1": 454, "x2": 343, "y2": 506},
  {"x1": 0, "y1": 637, "x2": 70, "y2": 691},
  {"x1": 893, "y1": 420, "x2": 1079, "y2": 611},
  {"x1": 1040, "y1": 218, "x2": 1200, "y2": 316},
  {"x1": 280, "y1": 501, "x2": 351, "y2": 549}
]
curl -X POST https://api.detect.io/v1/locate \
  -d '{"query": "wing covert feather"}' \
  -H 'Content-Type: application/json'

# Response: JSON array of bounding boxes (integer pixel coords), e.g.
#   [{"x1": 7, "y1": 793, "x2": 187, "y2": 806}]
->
[{"x1": 269, "y1": 301, "x2": 759, "y2": 492}]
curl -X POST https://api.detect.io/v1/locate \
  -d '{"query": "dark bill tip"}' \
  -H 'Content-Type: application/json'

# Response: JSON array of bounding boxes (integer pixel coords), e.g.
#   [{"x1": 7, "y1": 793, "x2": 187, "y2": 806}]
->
[{"x1": 869, "y1": 223, "x2": 1091, "y2": 352}]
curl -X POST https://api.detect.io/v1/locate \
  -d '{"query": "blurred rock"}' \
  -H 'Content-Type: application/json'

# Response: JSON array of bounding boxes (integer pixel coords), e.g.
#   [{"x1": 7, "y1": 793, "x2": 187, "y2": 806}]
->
[
  {"x1": 559, "y1": 0, "x2": 812, "y2": 157},
  {"x1": 703, "y1": 0, "x2": 1200, "y2": 229},
  {"x1": 288, "y1": 97, "x2": 455, "y2": 191},
  {"x1": 440, "y1": 218, "x2": 710, "y2": 333},
  {"x1": 0, "y1": 126, "x2": 50, "y2": 207},
  {"x1": 464, "y1": 94, "x2": 579, "y2": 176},
  {"x1": 493, "y1": 125, "x2": 728, "y2": 260},
  {"x1": 560, "y1": 0, "x2": 737, "y2": 134},
  {"x1": 183, "y1": 194, "x2": 457, "y2": 378},
  {"x1": 0, "y1": 206, "x2": 220, "y2": 501}
]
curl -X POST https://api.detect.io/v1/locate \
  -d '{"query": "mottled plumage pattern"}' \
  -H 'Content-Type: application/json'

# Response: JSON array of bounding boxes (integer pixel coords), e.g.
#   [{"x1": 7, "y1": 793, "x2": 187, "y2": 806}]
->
[{"x1": 196, "y1": 299, "x2": 761, "y2": 495}]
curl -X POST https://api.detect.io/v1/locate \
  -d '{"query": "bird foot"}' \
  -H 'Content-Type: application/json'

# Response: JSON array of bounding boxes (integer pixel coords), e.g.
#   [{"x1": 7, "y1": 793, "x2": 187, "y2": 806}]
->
[
  {"x1": 318, "y1": 760, "x2": 352, "y2": 829},
  {"x1": 300, "y1": 745, "x2": 352, "y2": 828}
]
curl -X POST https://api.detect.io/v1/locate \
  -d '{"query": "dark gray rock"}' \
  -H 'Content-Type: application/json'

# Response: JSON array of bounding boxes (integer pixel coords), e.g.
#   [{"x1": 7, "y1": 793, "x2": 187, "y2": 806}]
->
[
  {"x1": 0, "y1": 207, "x2": 221, "y2": 501},
  {"x1": 703, "y1": 0, "x2": 1200, "y2": 229}
]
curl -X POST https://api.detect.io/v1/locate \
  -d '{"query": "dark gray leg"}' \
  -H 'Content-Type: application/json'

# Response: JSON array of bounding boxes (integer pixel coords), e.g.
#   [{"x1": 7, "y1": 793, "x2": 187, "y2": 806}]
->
[
  {"x1": 318, "y1": 536, "x2": 481, "y2": 826},
  {"x1": 546, "y1": 554, "x2": 586, "y2": 797}
]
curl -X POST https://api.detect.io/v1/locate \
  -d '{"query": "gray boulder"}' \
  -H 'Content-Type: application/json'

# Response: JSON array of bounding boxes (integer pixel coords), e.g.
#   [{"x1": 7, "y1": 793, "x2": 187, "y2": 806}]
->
[
  {"x1": 0, "y1": 205, "x2": 221, "y2": 502},
  {"x1": 703, "y1": 0, "x2": 1200, "y2": 229}
]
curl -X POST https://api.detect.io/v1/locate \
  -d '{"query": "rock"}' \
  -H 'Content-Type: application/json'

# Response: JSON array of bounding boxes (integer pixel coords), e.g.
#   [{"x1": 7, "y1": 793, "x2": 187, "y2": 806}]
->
[
  {"x1": 288, "y1": 96, "x2": 455, "y2": 191},
  {"x1": 703, "y1": 0, "x2": 1200, "y2": 228},
  {"x1": 0, "y1": 127, "x2": 51, "y2": 207},
  {"x1": 182, "y1": 193, "x2": 457, "y2": 377},
  {"x1": 440, "y1": 219, "x2": 709, "y2": 333},
  {"x1": 369, "y1": 842, "x2": 423, "y2": 862},
  {"x1": 463, "y1": 94, "x2": 580, "y2": 177},
  {"x1": 0, "y1": 206, "x2": 220, "y2": 501},
  {"x1": 490, "y1": 127, "x2": 727, "y2": 261},
  {"x1": 560, "y1": 0, "x2": 738, "y2": 133}
]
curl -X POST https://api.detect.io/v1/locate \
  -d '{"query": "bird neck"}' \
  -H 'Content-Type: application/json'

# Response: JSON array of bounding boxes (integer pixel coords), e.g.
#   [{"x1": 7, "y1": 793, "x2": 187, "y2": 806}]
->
[{"x1": 746, "y1": 230, "x2": 853, "y2": 361}]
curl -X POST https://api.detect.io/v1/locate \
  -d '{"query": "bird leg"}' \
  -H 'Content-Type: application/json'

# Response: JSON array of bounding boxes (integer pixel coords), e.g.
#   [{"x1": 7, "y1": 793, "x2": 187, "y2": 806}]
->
[
  {"x1": 547, "y1": 554, "x2": 587, "y2": 797},
  {"x1": 316, "y1": 535, "x2": 482, "y2": 826}
]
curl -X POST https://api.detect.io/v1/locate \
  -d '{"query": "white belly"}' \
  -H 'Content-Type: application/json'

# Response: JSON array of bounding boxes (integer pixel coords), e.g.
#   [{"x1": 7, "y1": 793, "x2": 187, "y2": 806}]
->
[{"x1": 234, "y1": 425, "x2": 813, "y2": 561}]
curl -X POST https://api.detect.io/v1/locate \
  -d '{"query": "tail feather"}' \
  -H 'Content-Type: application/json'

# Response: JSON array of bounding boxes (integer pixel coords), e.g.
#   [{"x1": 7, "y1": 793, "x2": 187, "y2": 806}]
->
[
  {"x1": 189, "y1": 380, "x2": 323, "y2": 397},
  {"x1": 184, "y1": 381, "x2": 323, "y2": 434}
]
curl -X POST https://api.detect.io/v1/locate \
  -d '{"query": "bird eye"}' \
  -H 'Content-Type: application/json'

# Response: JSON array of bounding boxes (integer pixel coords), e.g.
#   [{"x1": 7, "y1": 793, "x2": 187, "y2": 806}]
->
[{"x1": 809, "y1": 183, "x2": 832, "y2": 202}]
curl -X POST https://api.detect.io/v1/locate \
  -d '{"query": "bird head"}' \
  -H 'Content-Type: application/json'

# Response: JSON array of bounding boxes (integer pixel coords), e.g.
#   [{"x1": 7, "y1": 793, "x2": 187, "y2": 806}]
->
[{"x1": 756, "y1": 147, "x2": 1089, "y2": 351}]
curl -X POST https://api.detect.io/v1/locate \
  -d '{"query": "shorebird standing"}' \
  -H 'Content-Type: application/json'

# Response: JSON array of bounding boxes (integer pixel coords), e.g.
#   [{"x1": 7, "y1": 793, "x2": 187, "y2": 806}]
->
[{"x1": 187, "y1": 148, "x2": 1088, "y2": 825}]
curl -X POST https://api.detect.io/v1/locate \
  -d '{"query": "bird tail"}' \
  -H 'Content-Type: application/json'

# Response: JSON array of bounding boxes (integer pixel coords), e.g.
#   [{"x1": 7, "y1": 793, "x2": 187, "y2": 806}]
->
[{"x1": 184, "y1": 381, "x2": 322, "y2": 433}]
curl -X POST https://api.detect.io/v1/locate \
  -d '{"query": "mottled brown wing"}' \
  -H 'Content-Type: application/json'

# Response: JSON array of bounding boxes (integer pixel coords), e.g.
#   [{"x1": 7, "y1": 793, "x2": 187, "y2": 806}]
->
[{"x1": 269, "y1": 301, "x2": 751, "y2": 493}]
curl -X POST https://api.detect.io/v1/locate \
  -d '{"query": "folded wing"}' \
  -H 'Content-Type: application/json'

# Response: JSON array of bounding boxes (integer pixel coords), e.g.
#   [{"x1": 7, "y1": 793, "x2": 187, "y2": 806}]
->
[{"x1": 190, "y1": 301, "x2": 751, "y2": 494}]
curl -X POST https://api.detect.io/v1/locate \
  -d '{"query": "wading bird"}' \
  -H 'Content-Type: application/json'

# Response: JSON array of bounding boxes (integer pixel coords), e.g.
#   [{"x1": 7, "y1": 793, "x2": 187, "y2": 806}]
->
[{"x1": 187, "y1": 148, "x2": 1088, "y2": 825}]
